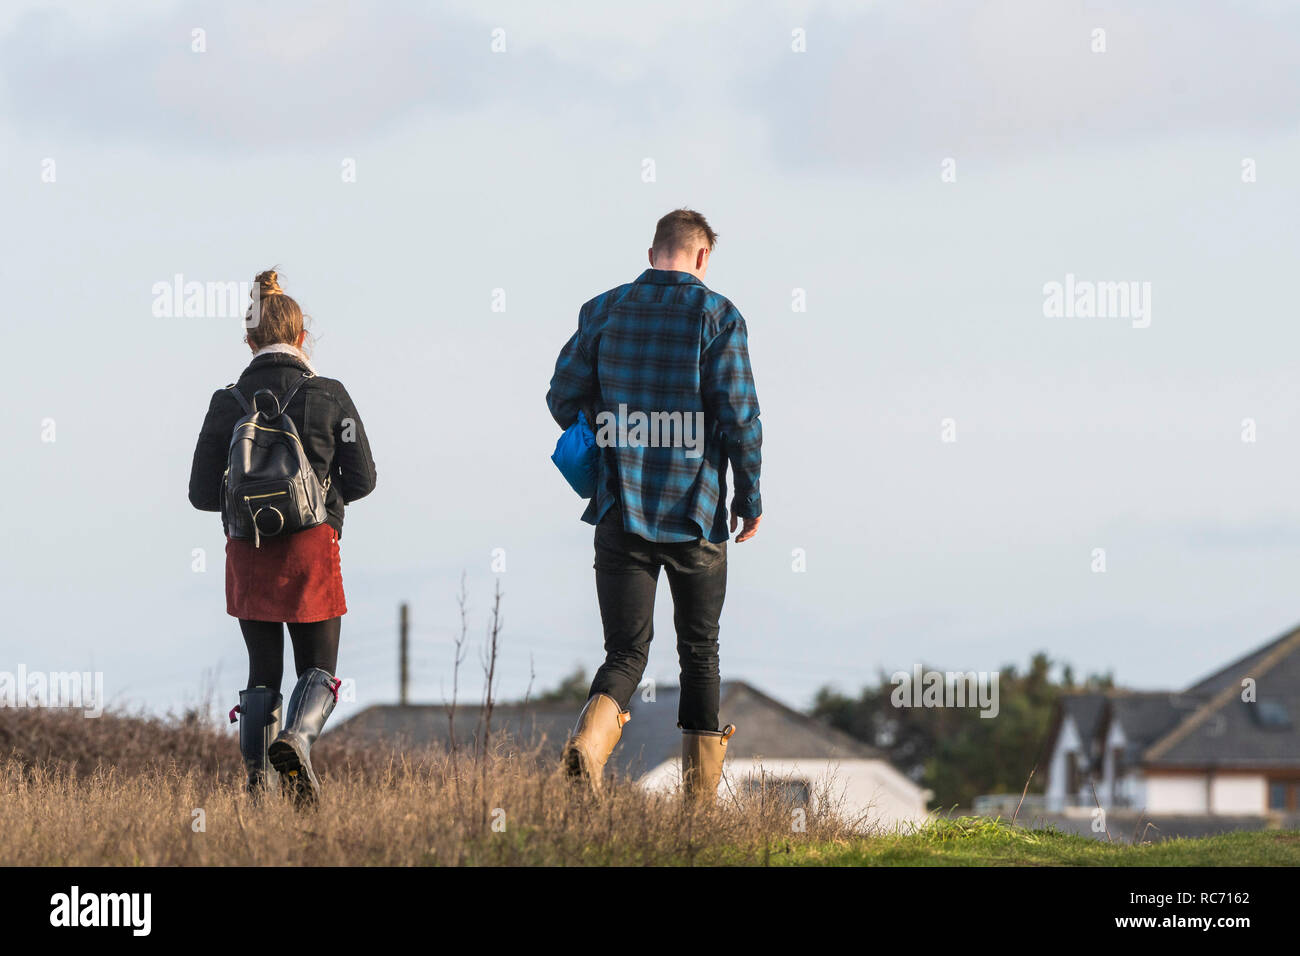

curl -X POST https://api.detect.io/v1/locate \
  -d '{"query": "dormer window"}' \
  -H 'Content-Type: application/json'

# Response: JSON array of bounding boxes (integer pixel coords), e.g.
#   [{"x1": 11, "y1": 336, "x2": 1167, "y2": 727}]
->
[{"x1": 1250, "y1": 700, "x2": 1291, "y2": 730}]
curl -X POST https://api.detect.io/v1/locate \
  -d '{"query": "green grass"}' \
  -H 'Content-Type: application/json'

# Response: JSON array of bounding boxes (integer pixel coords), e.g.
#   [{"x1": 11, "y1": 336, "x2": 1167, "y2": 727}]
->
[{"x1": 760, "y1": 817, "x2": 1300, "y2": 866}]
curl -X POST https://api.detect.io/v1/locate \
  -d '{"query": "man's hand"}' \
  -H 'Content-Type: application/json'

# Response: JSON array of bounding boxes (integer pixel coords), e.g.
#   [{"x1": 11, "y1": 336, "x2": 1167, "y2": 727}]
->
[{"x1": 730, "y1": 510, "x2": 761, "y2": 543}]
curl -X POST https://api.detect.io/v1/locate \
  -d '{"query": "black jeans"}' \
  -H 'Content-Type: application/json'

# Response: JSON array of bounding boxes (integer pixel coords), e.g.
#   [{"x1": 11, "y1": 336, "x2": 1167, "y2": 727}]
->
[
  {"x1": 239, "y1": 617, "x2": 341, "y2": 691},
  {"x1": 589, "y1": 508, "x2": 727, "y2": 732}
]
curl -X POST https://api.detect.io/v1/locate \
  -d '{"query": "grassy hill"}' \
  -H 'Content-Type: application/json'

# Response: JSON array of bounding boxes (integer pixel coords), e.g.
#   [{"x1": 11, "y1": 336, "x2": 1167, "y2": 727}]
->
[{"x1": 2, "y1": 708, "x2": 1296, "y2": 866}]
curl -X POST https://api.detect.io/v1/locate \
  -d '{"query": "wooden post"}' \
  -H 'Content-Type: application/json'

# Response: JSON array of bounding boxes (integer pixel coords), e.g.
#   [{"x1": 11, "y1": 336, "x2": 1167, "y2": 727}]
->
[{"x1": 399, "y1": 602, "x2": 409, "y2": 706}]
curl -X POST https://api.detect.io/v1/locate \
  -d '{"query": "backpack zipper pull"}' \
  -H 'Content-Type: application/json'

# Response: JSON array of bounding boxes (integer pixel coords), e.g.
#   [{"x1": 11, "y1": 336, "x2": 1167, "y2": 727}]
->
[{"x1": 246, "y1": 496, "x2": 260, "y2": 548}]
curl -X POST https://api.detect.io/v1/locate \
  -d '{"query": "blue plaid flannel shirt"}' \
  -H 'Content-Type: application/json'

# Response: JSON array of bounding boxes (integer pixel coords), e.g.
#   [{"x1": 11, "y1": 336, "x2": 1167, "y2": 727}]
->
[{"x1": 547, "y1": 269, "x2": 762, "y2": 544}]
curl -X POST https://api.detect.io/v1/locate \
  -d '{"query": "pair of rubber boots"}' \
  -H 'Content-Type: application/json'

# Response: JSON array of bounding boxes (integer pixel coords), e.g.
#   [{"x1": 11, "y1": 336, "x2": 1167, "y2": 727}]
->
[
  {"x1": 562, "y1": 693, "x2": 735, "y2": 802},
  {"x1": 234, "y1": 667, "x2": 339, "y2": 806}
]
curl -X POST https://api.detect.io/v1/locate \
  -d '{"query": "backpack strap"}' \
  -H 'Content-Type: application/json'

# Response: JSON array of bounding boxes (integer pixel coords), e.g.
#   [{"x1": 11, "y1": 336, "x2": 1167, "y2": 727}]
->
[
  {"x1": 277, "y1": 372, "x2": 314, "y2": 412},
  {"x1": 251, "y1": 372, "x2": 314, "y2": 419},
  {"x1": 224, "y1": 384, "x2": 252, "y2": 415}
]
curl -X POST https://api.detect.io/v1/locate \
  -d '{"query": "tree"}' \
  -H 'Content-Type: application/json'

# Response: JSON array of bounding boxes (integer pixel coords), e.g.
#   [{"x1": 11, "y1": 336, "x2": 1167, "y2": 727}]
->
[
  {"x1": 811, "y1": 653, "x2": 1113, "y2": 809},
  {"x1": 534, "y1": 667, "x2": 590, "y2": 704}
]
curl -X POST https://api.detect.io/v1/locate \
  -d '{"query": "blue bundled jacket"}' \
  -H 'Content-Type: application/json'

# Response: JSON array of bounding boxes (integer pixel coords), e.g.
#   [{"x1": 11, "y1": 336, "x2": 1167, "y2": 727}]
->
[{"x1": 551, "y1": 409, "x2": 597, "y2": 498}]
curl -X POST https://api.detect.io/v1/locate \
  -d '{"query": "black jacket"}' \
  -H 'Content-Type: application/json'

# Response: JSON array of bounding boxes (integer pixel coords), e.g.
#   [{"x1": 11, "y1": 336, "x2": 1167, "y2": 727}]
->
[{"x1": 188, "y1": 352, "x2": 377, "y2": 536}]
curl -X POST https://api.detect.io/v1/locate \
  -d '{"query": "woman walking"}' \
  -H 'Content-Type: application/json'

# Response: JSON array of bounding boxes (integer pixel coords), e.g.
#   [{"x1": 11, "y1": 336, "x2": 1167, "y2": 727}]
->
[{"x1": 188, "y1": 269, "x2": 376, "y2": 805}]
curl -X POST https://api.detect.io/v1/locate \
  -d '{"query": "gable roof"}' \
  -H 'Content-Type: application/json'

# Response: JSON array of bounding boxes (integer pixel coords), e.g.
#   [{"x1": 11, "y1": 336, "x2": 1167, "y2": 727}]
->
[
  {"x1": 1042, "y1": 623, "x2": 1300, "y2": 777},
  {"x1": 1144, "y1": 627, "x2": 1300, "y2": 768},
  {"x1": 1184, "y1": 622, "x2": 1300, "y2": 696},
  {"x1": 1039, "y1": 691, "x2": 1110, "y2": 772},
  {"x1": 1061, "y1": 692, "x2": 1107, "y2": 746},
  {"x1": 1102, "y1": 692, "x2": 1204, "y2": 760},
  {"x1": 331, "y1": 680, "x2": 882, "y2": 779},
  {"x1": 333, "y1": 697, "x2": 576, "y2": 754}
]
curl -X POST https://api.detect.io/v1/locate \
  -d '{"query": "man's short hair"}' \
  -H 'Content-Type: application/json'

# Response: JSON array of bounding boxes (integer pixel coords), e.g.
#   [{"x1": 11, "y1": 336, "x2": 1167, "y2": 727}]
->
[{"x1": 652, "y1": 208, "x2": 718, "y2": 259}]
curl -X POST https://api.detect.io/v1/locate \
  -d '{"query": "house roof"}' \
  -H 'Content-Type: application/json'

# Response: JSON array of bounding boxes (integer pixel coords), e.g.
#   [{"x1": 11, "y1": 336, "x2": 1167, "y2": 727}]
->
[
  {"x1": 1061, "y1": 693, "x2": 1108, "y2": 746},
  {"x1": 1101, "y1": 692, "x2": 1204, "y2": 761},
  {"x1": 333, "y1": 697, "x2": 577, "y2": 754},
  {"x1": 1039, "y1": 692, "x2": 1110, "y2": 771},
  {"x1": 1143, "y1": 627, "x2": 1300, "y2": 768},
  {"x1": 331, "y1": 680, "x2": 882, "y2": 779},
  {"x1": 1043, "y1": 624, "x2": 1300, "y2": 778},
  {"x1": 1184, "y1": 622, "x2": 1300, "y2": 696}
]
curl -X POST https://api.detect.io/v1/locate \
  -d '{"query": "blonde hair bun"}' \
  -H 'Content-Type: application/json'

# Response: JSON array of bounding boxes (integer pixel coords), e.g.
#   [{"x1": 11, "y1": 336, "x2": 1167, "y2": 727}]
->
[
  {"x1": 244, "y1": 267, "x2": 306, "y2": 351},
  {"x1": 254, "y1": 269, "x2": 283, "y2": 298}
]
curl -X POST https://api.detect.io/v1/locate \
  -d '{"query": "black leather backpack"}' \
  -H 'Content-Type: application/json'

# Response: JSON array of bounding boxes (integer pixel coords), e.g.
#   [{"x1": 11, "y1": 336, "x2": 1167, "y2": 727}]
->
[{"x1": 222, "y1": 373, "x2": 330, "y2": 547}]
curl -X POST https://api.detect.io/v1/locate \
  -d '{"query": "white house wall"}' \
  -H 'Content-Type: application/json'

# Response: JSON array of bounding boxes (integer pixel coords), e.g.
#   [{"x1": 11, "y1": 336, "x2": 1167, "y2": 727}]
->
[
  {"x1": 1144, "y1": 775, "x2": 1209, "y2": 813},
  {"x1": 1101, "y1": 719, "x2": 1127, "y2": 805},
  {"x1": 1046, "y1": 715, "x2": 1081, "y2": 809},
  {"x1": 637, "y1": 757, "x2": 931, "y2": 830},
  {"x1": 1142, "y1": 773, "x2": 1269, "y2": 814},
  {"x1": 1208, "y1": 775, "x2": 1267, "y2": 815}
]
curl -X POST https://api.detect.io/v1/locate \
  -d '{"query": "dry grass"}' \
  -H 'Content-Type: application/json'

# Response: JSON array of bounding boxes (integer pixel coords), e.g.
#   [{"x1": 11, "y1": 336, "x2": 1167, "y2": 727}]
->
[{"x1": 0, "y1": 708, "x2": 858, "y2": 866}]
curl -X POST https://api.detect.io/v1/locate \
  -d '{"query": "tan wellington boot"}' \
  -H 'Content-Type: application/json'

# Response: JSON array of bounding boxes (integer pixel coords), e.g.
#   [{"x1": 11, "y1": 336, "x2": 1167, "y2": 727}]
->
[
  {"x1": 562, "y1": 693, "x2": 630, "y2": 792},
  {"x1": 681, "y1": 724, "x2": 736, "y2": 804}
]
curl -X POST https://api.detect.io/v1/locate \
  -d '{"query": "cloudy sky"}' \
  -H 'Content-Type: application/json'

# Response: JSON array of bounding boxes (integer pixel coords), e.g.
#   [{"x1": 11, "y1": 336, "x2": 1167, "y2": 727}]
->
[{"x1": 3, "y1": 0, "x2": 1299, "y2": 724}]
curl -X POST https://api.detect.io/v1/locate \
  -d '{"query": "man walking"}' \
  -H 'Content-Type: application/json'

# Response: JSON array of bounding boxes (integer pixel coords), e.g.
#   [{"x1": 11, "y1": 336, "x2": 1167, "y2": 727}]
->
[{"x1": 546, "y1": 208, "x2": 762, "y2": 802}]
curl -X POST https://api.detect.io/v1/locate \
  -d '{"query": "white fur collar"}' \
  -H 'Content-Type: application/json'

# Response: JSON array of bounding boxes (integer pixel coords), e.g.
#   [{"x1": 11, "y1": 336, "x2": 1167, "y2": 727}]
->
[{"x1": 252, "y1": 342, "x2": 317, "y2": 375}]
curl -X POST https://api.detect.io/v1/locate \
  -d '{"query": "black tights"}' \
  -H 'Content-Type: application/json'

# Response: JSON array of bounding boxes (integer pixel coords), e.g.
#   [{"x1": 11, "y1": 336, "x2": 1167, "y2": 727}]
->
[{"x1": 240, "y1": 617, "x2": 341, "y2": 691}]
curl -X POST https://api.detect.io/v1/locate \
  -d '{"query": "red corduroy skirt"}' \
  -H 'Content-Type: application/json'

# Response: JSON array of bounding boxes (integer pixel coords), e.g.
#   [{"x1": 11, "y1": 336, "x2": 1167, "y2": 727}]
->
[{"x1": 225, "y1": 523, "x2": 347, "y2": 623}]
